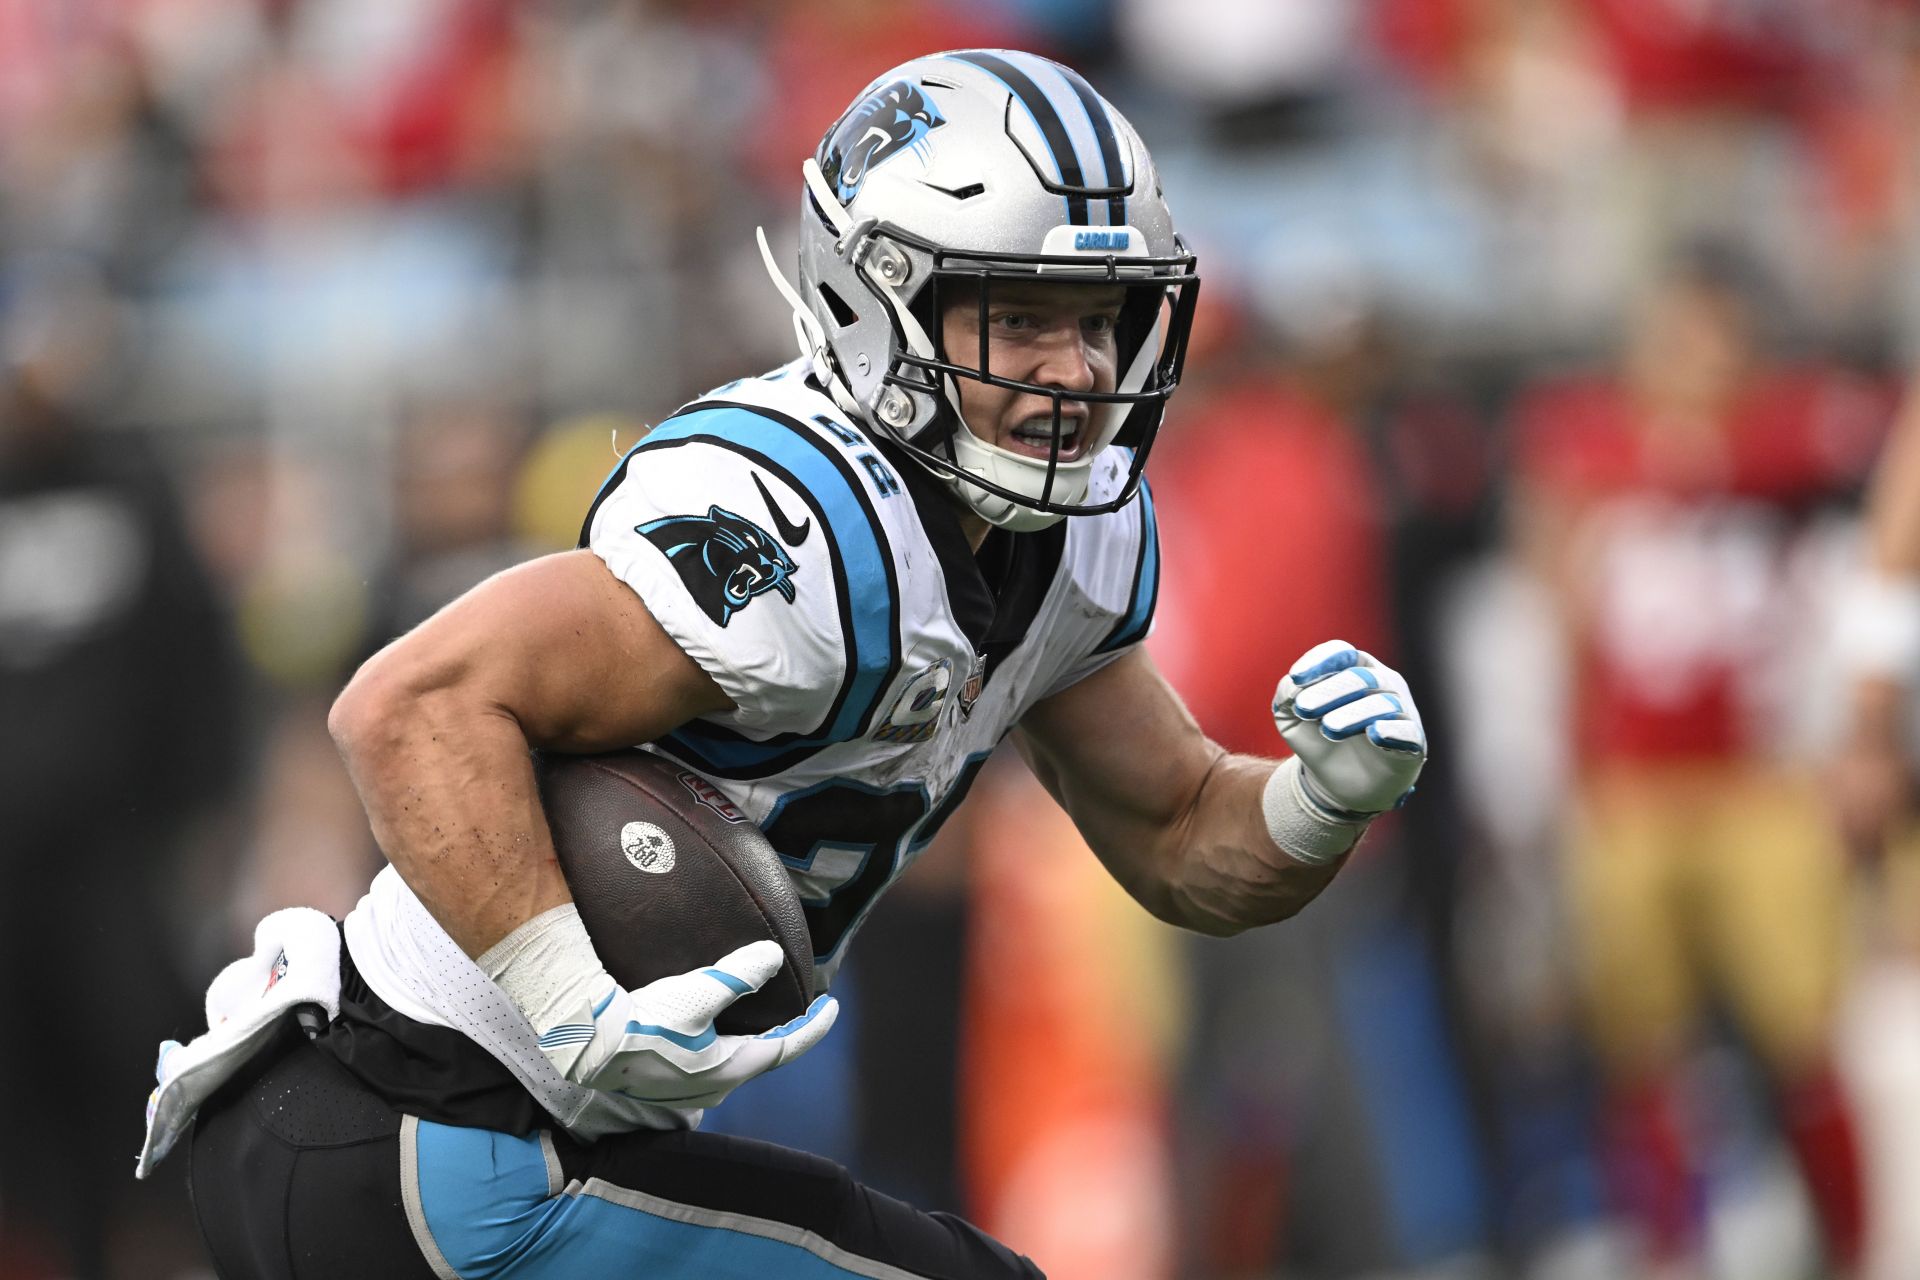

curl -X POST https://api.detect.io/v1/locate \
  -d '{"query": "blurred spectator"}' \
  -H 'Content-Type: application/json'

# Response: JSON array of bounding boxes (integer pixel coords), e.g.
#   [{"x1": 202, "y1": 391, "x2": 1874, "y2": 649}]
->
[
  {"x1": 1509, "y1": 241, "x2": 1887, "y2": 1274},
  {"x1": 1119, "y1": 0, "x2": 1359, "y2": 136},
  {"x1": 0, "y1": 42, "x2": 200, "y2": 284},
  {"x1": 366, "y1": 395, "x2": 541, "y2": 639},
  {"x1": 0, "y1": 260, "x2": 241, "y2": 1278}
]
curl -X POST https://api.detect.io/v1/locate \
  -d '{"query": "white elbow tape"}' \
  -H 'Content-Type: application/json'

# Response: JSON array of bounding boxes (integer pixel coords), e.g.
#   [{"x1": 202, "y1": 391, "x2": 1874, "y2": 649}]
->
[
  {"x1": 478, "y1": 903, "x2": 609, "y2": 1030},
  {"x1": 1261, "y1": 756, "x2": 1372, "y2": 866},
  {"x1": 1835, "y1": 570, "x2": 1920, "y2": 682}
]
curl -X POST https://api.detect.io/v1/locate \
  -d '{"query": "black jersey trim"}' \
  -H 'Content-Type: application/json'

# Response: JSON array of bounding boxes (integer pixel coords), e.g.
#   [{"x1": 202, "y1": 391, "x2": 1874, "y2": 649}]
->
[
  {"x1": 877, "y1": 435, "x2": 995, "y2": 650},
  {"x1": 977, "y1": 518, "x2": 1068, "y2": 691},
  {"x1": 872, "y1": 434, "x2": 1066, "y2": 687},
  {"x1": 578, "y1": 442, "x2": 645, "y2": 549}
]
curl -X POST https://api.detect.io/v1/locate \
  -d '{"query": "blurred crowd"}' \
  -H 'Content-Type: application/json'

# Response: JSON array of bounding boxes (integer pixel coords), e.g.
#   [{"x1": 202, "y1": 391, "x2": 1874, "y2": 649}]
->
[{"x1": 5, "y1": 0, "x2": 1920, "y2": 1277}]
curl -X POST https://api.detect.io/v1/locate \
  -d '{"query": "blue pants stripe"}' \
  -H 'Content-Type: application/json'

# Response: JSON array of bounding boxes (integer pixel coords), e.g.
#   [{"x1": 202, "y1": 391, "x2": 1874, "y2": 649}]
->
[{"x1": 408, "y1": 1120, "x2": 925, "y2": 1279}]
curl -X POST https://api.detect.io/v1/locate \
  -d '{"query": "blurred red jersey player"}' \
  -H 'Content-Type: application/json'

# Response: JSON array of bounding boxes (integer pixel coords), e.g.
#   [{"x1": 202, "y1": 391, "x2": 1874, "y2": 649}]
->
[{"x1": 1512, "y1": 242, "x2": 1886, "y2": 1273}]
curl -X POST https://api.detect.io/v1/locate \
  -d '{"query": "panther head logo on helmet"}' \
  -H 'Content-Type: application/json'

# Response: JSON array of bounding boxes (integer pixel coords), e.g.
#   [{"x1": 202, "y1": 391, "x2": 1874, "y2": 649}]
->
[{"x1": 819, "y1": 80, "x2": 947, "y2": 203}]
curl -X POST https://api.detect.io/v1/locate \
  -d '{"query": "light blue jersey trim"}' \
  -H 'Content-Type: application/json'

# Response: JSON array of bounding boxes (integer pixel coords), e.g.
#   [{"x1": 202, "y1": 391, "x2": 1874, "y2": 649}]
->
[{"x1": 1096, "y1": 477, "x2": 1158, "y2": 653}]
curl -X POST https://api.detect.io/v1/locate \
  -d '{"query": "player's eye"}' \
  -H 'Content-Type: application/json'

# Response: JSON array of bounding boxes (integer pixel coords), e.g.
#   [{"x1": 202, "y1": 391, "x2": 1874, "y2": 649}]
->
[
  {"x1": 990, "y1": 311, "x2": 1039, "y2": 333},
  {"x1": 1082, "y1": 313, "x2": 1119, "y2": 336}
]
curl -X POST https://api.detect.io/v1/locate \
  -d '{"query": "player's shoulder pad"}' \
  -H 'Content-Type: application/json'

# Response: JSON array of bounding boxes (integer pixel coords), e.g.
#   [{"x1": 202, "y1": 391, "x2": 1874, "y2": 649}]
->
[
  {"x1": 582, "y1": 372, "x2": 904, "y2": 742},
  {"x1": 1071, "y1": 449, "x2": 1159, "y2": 655}
]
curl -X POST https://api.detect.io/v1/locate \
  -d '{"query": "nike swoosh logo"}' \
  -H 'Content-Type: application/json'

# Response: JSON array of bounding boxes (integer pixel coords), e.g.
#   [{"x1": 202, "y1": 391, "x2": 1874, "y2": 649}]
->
[{"x1": 752, "y1": 472, "x2": 811, "y2": 547}]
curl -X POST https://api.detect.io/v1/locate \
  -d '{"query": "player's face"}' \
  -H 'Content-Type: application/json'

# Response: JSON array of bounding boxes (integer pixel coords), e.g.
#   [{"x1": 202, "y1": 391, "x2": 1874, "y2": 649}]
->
[{"x1": 939, "y1": 281, "x2": 1123, "y2": 463}]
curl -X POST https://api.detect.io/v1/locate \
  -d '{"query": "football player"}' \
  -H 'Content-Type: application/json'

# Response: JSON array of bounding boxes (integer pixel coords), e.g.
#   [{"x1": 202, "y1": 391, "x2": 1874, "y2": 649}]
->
[{"x1": 170, "y1": 50, "x2": 1426, "y2": 1278}]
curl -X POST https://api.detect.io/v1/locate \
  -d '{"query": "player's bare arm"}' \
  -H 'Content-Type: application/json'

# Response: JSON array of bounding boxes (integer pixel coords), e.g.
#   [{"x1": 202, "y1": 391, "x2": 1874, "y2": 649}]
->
[
  {"x1": 1017, "y1": 647, "x2": 1340, "y2": 935},
  {"x1": 327, "y1": 548, "x2": 730, "y2": 957}
]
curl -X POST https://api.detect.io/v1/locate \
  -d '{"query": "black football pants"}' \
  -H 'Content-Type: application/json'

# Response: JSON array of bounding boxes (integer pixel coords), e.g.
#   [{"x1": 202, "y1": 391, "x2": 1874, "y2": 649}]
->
[{"x1": 188, "y1": 1030, "x2": 1042, "y2": 1279}]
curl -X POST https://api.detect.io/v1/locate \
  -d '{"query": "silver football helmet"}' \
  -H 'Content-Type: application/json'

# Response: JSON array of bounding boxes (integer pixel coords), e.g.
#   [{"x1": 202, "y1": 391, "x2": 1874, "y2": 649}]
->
[{"x1": 758, "y1": 49, "x2": 1200, "y2": 531}]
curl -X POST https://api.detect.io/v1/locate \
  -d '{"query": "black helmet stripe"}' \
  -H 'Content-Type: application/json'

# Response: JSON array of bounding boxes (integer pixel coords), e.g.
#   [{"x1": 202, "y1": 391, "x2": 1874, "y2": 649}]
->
[
  {"x1": 950, "y1": 50, "x2": 1089, "y2": 225},
  {"x1": 1055, "y1": 65, "x2": 1127, "y2": 228}
]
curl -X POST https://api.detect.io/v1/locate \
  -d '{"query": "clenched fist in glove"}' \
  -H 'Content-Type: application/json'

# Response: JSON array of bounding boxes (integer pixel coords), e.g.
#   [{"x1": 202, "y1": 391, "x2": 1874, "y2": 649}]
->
[{"x1": 1264, "y1": 640, "x2": 1427, "y2": 864}]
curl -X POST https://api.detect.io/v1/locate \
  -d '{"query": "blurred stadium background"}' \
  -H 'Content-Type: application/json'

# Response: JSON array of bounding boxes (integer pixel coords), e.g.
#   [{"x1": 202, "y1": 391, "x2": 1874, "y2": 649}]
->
[{"x1": 6, "y1": 0, "x2": 1920, "y2": 1277}]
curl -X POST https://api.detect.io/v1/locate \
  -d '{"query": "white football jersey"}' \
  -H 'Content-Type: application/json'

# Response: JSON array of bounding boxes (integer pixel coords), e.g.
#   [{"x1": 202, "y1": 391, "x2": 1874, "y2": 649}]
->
[
  {"x1": 343, "y1": 360, "x2": 1158, "y2": 1132},
  {"x1": 583, "y1": 361, "x2": 1159, "y2": 983}
]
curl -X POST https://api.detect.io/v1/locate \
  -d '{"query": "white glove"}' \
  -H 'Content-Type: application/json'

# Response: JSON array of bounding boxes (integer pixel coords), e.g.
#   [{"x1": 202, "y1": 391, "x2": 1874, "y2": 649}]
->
[
  {"x1": 484, "y1": 907, "x2": 837, "y2": 1110},
  {"x1": 1264, "y1": 640, "x2": 1427, "y2": 863},
  {"x1": 539, "y1": 941, "x2": 836, "y2": 1109}
]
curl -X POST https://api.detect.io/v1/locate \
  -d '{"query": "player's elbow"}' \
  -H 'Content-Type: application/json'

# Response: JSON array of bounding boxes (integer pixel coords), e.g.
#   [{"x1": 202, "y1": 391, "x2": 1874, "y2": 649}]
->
[
  {"x1": 328, "y1": 652, "x2": 404, "y2": 767},
  {"x1": 1104, "y1": 852, "x2": 1267, "y2": 937},
  {"x1": 1162, "y1": 888, "x2": 1268, "y2": 937},
  {"x1": 328, "y1": 640, "x2": 461, "y2": 768},
  {"x1": 1152, "y1": 892, "x2": 1254, "y2": 937},
  {"x1": 1161, "y1": 850, "x2": 1329, "y2": 937}
]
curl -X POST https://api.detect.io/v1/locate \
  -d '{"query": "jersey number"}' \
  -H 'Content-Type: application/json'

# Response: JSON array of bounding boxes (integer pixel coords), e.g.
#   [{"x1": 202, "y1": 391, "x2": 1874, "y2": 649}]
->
[{"x1": 761, "y1": 754, "x2": 988, "y2": 962}]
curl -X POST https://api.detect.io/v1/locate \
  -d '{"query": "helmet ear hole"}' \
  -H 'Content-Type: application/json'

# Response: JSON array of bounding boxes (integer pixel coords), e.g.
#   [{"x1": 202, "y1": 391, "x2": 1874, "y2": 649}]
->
[{"x1": 816, "y1": 283, "x2": 859, "y2": 329}]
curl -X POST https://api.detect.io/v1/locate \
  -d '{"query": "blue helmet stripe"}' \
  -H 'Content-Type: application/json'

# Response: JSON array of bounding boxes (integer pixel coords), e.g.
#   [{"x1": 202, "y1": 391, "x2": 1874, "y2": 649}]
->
[
  {"x1": 1001, "y1": 51, "x2": 1113, "y2": 224},
  {"x1": 947, "y1": 50, "x2": 1087, "y2": 224}
]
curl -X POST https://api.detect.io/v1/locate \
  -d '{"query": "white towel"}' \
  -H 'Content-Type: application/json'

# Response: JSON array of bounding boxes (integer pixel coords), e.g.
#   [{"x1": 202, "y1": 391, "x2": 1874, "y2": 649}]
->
[{"x1": 135, "y1": 906, "x2": 342, "y2": 1179}]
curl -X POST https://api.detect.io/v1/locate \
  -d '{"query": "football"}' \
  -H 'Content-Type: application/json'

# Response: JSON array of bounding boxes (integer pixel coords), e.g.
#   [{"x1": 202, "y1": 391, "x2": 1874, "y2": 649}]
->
[{"x1": 533, "y1": 749, "x2": 814, "y2": 1035}]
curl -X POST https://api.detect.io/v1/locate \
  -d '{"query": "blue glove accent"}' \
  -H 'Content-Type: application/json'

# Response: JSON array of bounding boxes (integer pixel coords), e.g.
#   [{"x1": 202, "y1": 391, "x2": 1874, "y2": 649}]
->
[
  {"x1": 1294, "y1": 668, "x2": 1381, "y2": 718},
  {"x1": 1321, "y1": 694, "x2": 1405, "y2": 741},
  {"x1": 701, "y1": 968, "x2": 756, "y2": 995},
  {"x1": 1368, "y1": 720, "x2": 1427, "y2": 755},
  {"x1": 624, "y1": 1021, "x2": 718, "y2": 1052},
  {"x1": 1290, "y1": 645, "x2": 1362, "y2": 685},
  {"x1": 758, "y1": 994, "x2": 835, "y2": 1041}
]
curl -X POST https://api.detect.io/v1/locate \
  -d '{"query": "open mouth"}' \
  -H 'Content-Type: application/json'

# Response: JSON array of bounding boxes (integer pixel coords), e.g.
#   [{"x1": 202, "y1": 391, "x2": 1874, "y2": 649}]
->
[{"x1": 1007, "y1": 416, "x2": 1085, "y2": 462}]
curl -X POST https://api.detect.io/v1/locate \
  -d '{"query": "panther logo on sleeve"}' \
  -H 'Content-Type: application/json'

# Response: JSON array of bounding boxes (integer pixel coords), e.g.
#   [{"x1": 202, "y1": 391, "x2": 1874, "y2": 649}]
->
[{"x1": 637, "y1": 506, "x2": 799, "y2": 627}]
